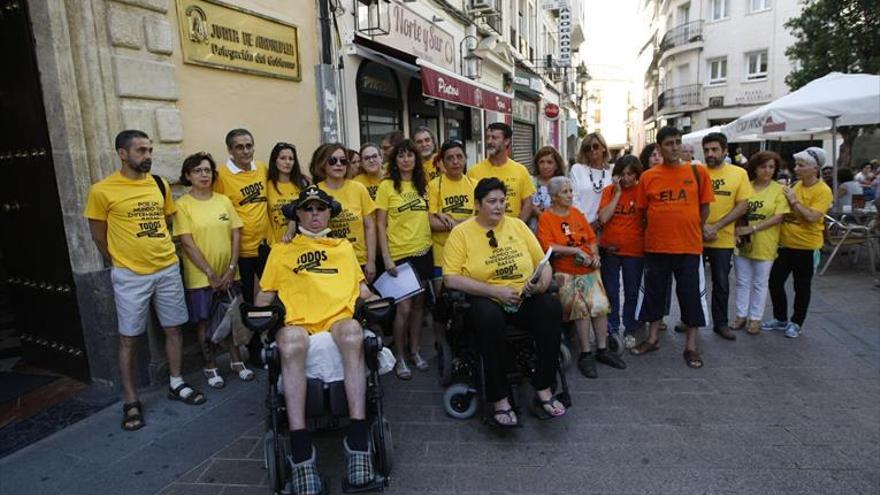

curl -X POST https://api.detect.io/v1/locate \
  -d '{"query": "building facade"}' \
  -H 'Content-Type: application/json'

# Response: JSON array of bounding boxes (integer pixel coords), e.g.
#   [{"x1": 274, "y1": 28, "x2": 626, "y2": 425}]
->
[{"x1": 638, "y1": 0, "x2": 802, "y2": 145}]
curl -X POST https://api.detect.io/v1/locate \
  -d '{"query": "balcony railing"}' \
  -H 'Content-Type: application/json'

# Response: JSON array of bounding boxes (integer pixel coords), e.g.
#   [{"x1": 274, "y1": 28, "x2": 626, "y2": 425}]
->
[
  {"x1": 657, "y1": 84, "x2": 701, "y2": 112},
  {"x1": 660, "y1": 21, "x2": 703, "y2": 52},
  {"x1": 643, "y1": 103, "x2": 655, "y2": 120}
]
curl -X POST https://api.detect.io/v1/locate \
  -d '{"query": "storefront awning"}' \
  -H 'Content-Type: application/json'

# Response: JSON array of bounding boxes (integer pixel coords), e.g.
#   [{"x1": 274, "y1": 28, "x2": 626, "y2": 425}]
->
[
  {"x1": 353, "y1": 44, "x2": 420, "y2": 76},
  {"x1": 417, "y1": 59, "x2": 513, "y2": 115}
]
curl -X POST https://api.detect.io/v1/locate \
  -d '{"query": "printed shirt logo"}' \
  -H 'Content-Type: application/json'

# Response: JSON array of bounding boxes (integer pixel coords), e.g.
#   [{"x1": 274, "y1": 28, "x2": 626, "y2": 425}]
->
[
  {"x1": 712, "y1": 177, "x2": 731, "y2": 196},
  {"x1": 293, "y1": 250, "x2": 339, "y2": 274},
  {"x1": 130, "y1": 199, "x2": 166, "y2": 238},
  {"x1": 396, "y1": 191, "x2": 428, "y2": 212},
  {"x1": 219, "y1": 212, "x2": 230, "y2": 222},
  {"x1": 561, "y1": 221, "x2": 587, "y2": 247},
  {"x1": 614, "y1": 201, "x2": 637, "y2": 216},
  {"x1": 441, "y1": 194, "x2": 472, "y2": 214},
  {"x1": 329, "y1": 209, "x2": 358, "y2": 242},
  {"x1": 484, "y1": 236, "x2": 525, "y2": 280},
  {"x1": 239, "y1": 182, "x2": 267, "y2": 205}
]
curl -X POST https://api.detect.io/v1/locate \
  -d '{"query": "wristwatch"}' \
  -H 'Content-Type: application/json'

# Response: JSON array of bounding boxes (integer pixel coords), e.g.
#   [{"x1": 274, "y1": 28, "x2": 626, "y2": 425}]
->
[{"x1": 228, "y1": 263, "x2": 236, "y2": 271}]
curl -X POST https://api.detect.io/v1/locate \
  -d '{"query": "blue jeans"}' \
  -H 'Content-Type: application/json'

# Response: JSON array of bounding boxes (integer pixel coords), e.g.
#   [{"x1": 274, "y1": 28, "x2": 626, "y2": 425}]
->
[{"x1": 600, "y1": 250, "x2": 644, "y2": 336}]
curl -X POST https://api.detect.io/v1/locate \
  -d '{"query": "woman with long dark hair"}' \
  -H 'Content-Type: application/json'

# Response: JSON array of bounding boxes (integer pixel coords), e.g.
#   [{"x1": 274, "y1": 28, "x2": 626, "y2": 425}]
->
[
  {"x1": 267, "y1": 142, "x2": 310, "y2": 244},
  {"x1": 375, "y1": 139, "x2": 433, "y2": 379}
]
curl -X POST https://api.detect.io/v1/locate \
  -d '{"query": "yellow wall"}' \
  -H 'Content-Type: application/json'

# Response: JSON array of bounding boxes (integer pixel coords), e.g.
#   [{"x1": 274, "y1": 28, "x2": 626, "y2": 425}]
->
[{"x1": 168, "y1": 0, "x2": 320, "y2": 165}]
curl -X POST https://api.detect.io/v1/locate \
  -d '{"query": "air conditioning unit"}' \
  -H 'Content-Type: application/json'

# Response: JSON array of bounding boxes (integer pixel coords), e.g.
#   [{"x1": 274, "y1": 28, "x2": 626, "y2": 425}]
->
[
  {"x1": 470, "y1": 0, "x2": 497, "y2": 13},
  {"x1": 708, "y1": 96, "x2": 724, "y2": 108}
]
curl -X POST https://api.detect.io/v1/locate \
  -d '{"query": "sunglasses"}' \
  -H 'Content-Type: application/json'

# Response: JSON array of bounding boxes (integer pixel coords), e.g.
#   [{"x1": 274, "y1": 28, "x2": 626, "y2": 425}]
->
[
  {"x1": 486, "y1": 230, "x2": 498, "y2": 249},
  {"x1": 590, "y1": 142, "x2": 604, "y2": 151},
  {"x1": 301, "y1": 204, "x2": 328, "y2": 213},
  {"x1": 328, "y1": 156, "x2": 350, "y2": 166},
  {"x1": 362, "y1": 153, "x2": 381, "y2": 161}
]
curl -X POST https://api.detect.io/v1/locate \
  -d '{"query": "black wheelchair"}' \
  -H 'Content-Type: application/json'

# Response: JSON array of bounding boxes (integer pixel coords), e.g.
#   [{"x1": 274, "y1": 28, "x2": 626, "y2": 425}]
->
[
  {"x1": 434, "y1": 290, "x2": 573, "y2": 424},
  {"x1": 240, "y1": 298, "x2": 396, "y2": 494}
]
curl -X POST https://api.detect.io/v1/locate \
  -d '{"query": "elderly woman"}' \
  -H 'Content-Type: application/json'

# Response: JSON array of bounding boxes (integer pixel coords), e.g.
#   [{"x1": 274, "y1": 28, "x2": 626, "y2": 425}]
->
[
  {"x1": 764, "y1": 147, "x2": 833, "y2": 338},
  {"x1": 598, "y1": 155, "x2": 645, "y2": 350},
  {"x1": 444, "y1": 178, "x2": 566, "y2": 427},
  {"x1": 174, "y1": 152, "x2": 253, "y2": 389},
  {"x1": 528, "y1": 145, "x2": 567, "y2": 230},
  {"x1": 537, "y1": 177, "x2": 626, "y2": 379},
  {"x1": 570, "y1": 132, "x2": 613, "y2": 225},
  {"x1": 312, "y1": 143, "x2": 378, "y2": 283}
]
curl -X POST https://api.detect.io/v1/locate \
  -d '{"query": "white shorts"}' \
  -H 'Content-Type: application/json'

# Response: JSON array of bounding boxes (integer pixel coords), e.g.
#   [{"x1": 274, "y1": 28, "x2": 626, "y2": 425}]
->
[{"x1": 110, "y1": 264, "x2": 189, "y2": 336}]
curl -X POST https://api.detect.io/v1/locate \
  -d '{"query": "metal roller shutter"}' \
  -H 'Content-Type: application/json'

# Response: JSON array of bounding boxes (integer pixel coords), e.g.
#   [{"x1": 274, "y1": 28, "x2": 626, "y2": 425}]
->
[{"x1": 512, "y1": 123, "x2": 535, "y2": 167}]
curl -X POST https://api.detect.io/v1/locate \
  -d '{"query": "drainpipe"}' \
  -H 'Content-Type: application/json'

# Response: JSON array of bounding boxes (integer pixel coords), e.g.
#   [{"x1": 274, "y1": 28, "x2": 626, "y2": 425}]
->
[{"x1": 317, "y1": 0, "x2": 340, "y2": 143}]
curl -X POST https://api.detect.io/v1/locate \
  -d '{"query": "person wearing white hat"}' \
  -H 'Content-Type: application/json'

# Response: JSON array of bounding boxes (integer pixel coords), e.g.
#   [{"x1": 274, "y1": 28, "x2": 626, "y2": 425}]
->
[{"x1": 762, "y1": 147, "x2": 833, "y2": 338}]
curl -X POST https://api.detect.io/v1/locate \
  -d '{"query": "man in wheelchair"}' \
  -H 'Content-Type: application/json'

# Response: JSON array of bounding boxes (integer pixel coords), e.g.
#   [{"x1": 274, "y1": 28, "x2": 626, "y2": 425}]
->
[{"x1": 255, "y1": 185, "x2": 379, "y2": 494}]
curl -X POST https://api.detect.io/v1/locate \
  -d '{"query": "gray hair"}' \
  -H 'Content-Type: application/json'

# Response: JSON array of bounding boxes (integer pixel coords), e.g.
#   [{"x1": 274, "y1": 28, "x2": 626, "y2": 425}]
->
[{"x1": 547, "y1": 176, "x2": 572, "y2": 198}]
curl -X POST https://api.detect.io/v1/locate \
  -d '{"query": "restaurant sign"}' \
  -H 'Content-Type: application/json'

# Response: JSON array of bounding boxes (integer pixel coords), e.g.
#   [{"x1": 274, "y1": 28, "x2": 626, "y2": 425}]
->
[
  {"x1": 360, "y1": 1, "x2": 455, "y2": 72},
  {"x1": 420, "y1": 62, "x2": 512, "y2": 114},
  {"x1": 175, "y1": 0, "x2": 301, "y2": 81}
]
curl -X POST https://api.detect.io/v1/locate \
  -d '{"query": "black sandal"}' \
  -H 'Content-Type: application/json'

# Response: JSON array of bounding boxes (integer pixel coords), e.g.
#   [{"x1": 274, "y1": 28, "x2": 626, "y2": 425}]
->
[
  {"x1": 488, "y1": 408, "x2": 520, "y2": 428},
  {"x1": 532, "y1": 396, "x2": 566, "y2": 420},
  {"x1": 121, "y1": 401, "x2": 145, "y2": 431},
  {"x1": 168, "y1": 383, "x2": 207, "y2": 405}
]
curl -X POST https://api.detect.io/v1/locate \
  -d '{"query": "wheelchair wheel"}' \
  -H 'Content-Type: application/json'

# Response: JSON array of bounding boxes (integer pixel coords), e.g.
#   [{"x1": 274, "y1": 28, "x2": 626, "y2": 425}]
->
[
  {"x1": 607, "y1": 333, "x2": 625, "y2": 357},
  {"x1": 558, "y1": 343, "x2": 572, "y2": 371},
  {"x1": 371, "y1": 418, "x2": 393, "y2": 477},
  {"x1": 443, "y1": 382, "x2": 478, "y2": 419},
  {"x1": 436, "y1": 339, "x2": 453, "y2": 386},
  {"x1": 263, "y1": 431, "x2": 285, "y2": 494}
]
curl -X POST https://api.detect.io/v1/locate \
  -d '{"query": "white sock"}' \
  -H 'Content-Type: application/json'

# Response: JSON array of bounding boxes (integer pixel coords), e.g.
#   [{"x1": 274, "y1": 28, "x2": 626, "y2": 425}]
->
[{"x1": 169, "y1": 375, "x2": 185, "y2": 393}]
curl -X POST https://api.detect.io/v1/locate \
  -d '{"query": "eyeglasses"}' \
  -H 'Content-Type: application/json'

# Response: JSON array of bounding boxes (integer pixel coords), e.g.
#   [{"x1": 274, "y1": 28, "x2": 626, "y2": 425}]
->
[
  {"x1": 328, "y1": 156, "x2": 350, "y2": 166},
  {"x1": 191, "y1": 167, "x2": 213, "y2": 176},
  {"x1": 486, "y1": 230, "x2": 498, "y2": 249},
  {"x1": 301, "y1": 205, "x2": 328, "y2": 213}
]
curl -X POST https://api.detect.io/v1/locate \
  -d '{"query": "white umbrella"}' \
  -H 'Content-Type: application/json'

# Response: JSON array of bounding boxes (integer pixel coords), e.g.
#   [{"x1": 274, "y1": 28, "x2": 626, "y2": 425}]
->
[{"x1": 723, "y1": 72, "x2": 880, "y2": 204}]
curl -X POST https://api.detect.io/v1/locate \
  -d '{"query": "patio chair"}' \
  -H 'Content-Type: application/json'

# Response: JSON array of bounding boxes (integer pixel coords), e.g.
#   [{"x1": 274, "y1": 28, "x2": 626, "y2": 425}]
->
[{"x1": 820, "y1": 214, "x2": 877, "y2": 276}]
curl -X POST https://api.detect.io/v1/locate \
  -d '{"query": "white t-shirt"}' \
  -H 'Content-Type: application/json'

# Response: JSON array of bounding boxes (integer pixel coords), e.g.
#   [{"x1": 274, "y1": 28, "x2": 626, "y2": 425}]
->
[
  {"x1": 569, "y1": 163, "x2": 613, "y2": 222},
  {"x1": 839, "y1": 181, "x2": 862, "y2": 206}
]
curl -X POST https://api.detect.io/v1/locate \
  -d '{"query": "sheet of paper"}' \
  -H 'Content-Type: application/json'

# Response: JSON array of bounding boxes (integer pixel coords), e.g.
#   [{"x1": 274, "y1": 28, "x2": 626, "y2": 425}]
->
[
  {"x1": 373, "y1": 261, "x2": 425, "y2": 303},
  {"x1": 529, "y1": 246, "x2": 554, "y2": 285}
]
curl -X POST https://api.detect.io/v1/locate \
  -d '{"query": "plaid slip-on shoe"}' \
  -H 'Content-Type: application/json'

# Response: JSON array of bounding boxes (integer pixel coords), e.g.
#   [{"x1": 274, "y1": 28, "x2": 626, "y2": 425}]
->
[
  {"x1": 287, "y1": 447, "x2": 325, "y2": 495},
  {"x1": 343, "y1": 437, "x2": 375, "y2": 487}
]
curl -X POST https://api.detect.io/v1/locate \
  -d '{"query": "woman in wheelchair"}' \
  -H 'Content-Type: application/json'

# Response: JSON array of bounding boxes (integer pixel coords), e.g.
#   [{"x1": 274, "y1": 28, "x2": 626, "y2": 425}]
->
[
  {"x1": 442, "y1": 178, "x2": 566, "y2": 427},
  {"x1": 255, "y1": 185, "x2": 380, "y2": 494}
]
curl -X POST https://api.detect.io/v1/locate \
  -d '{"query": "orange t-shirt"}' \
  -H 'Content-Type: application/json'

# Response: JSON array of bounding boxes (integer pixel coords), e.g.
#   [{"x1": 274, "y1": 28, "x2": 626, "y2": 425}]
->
[
  {"x1": 536, "y1": 207, "x2": 597, "y2": 275},
  {"x1": 636, "y1": 162, "x2": 715, "y2": 255},
  {"x1": 598, "y1": 184, "x2": 644, "y2": 257}
]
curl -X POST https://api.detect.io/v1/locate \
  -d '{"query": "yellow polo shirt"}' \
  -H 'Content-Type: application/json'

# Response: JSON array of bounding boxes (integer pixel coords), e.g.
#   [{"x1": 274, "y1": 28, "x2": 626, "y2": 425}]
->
[
  {"x1": 706, "y1": 164, "x2": 754, "y2": 249},
  {"x1": 467, "y1": 158, "x2": 536, "y2": 218},
  {"x1": 213, "y1": 161, "x2": 269, "y2": 257},
  {"x1": 83, "y1": 171, "x2": 178, "y2": 275}
]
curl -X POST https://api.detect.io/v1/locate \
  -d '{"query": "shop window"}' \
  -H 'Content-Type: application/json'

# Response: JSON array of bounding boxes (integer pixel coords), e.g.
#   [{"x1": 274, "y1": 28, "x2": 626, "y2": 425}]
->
[
  {"x1": 408, "y1": 78, "x2": 440, "y2": 140},
  {"x1": 357, "y1": 61, "x2": 402, "y2": 145}
]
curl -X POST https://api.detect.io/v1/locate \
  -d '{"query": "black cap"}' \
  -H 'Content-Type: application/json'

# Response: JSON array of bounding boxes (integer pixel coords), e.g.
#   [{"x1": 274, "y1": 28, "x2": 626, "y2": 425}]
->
[{"x1": 282, "y1": 185, "x2": 338, "y2": 220}]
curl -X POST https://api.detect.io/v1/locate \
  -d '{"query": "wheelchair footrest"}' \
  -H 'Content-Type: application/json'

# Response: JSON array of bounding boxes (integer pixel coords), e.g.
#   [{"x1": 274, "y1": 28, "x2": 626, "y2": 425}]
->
[
  {"x1": 342, "y1": 474, "x2": 387, "y2": 493},
  {"x1": 306, "y1": 378, "x2": 325, "y2": 418}
]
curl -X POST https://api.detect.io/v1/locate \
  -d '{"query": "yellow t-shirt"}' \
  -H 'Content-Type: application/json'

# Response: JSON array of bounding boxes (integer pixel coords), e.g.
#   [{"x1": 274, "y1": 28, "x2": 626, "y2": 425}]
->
[
  {"x1": 423, "y1": 153, "x2": 443, "y2": 181},
  {"x1": 428, "y1": 174, "x2": 475, "y2": 266},
  {"x1": 83, "y1": 171, "x2": 178, "y2": 275},
  {"x1": 266, "y1": 181, "x2": 301, "y2": 245},
  {"x1": 781, "y1": 180, "x2": 833, "y2": 250},
  {"x1": 353, "y1": 173, "x2": 383, "y2": 201},
  {"x1": 213, "y1": 161, "x2": 269, "y2": 257},
  {"x1": 318, "y1": 180, "x2": 376, "y2": 264},
  {"x1": 375, "y1": 179, "x2": 432, "y2": 260},
  {"x1": 467, "y1": 158, "x2": 536, "y2": 218},
  {"x1": 443, "y1": 216, "x2": 544, "y2": 293},
  {"x1": 705, "y1": 164, "x2": 754, "y2": 249},
  {"x1": 737, "y1": 181, "x2": 790, "y2": 261},
  {"x1": 259, "y1": 236, "x2": 364, "y2": 333},
  {"x1": 173, "y1": 193, "x2": 244, "y2": 289}
]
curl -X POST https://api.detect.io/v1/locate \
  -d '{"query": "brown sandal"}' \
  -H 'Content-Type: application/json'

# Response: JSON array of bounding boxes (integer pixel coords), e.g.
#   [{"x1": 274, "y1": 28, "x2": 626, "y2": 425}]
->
[
  {"x1": 683, "y1": 349, "x2": 703, "y2": 368},
  {"x1": 629, "y1": 340, "x2": 660, "y2": 355}
]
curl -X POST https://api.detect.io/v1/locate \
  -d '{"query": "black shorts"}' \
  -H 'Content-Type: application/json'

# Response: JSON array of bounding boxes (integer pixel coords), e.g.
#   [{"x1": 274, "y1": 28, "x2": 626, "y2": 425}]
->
[
  {"x1": 393, "y1": 249, "x2": 434, "y2": 282},
  {"x1": 636, "y1": 253, "x2": 708, "y2": 328}
]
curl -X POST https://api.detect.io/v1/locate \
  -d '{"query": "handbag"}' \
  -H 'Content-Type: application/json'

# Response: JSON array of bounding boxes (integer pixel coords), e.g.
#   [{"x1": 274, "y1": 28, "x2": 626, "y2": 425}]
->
[{"x1": 205, "y1": 289, "x2": 242, "y2": 344}]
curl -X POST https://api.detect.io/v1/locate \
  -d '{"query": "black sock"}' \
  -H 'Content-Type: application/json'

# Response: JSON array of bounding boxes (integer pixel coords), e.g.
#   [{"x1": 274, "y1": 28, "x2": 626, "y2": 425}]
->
[
  {"x1": 597, "y1": 346, "x2": 607, "y2": 352},
  {"x1": 289, "y1": 429, "x2": 312, "y2": 463},
  {"x1": 347, "y1": 419, "x2": 369, "y2": 451},
  {"x1": 579, "y1": 351, "x2": 592, "y2": 359}
]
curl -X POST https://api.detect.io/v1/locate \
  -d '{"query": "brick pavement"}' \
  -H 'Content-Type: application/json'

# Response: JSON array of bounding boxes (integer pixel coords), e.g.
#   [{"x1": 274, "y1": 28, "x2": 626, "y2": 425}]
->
[{"x1": 1, "y1": 267, "x2": 877, "y2": 495}]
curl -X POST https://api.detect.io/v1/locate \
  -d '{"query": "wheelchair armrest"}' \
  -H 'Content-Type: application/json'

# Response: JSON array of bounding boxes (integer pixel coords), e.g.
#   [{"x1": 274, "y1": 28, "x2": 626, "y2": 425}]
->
[
  {"x1": 239, "y1": 303, "x2": 285, "y2": 335},
  {"x1": 441, "y1": 289, "x2": 470, "y2": 309},
  {"x1": 355, "y1": 297, "x2": 396, "y2": 324}
]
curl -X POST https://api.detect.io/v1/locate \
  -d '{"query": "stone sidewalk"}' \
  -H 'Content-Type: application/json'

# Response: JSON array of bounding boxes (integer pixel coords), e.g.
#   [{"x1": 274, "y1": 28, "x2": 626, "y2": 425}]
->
[{"x1": 1, "y1": 267, "x2": 878, "y2": 495}]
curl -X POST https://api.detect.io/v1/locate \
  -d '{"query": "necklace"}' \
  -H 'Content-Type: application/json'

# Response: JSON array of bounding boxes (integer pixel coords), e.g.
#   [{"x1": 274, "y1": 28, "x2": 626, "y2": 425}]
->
[{"x1": 588, "y1": 166, "x2": 607, "y2": 193}]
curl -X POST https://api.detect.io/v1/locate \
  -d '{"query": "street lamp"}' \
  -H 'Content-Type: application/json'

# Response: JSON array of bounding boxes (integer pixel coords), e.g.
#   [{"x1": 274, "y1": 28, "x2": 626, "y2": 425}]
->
[
  {"x1": 355, "y1": 0, "x2": 391, "y2": 36},
  {"x1": 459, "y1": 35, "x2": 482, "y2": 80}
]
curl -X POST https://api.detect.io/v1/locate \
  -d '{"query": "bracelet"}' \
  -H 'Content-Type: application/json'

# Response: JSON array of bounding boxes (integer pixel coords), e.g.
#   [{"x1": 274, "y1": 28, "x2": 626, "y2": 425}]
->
[
  {"x1": 228, "y1": 263, "x2": 236, "y2": 271},
  {"x1": 752, "y1": 225, "x2": 757, "y2": 234}
]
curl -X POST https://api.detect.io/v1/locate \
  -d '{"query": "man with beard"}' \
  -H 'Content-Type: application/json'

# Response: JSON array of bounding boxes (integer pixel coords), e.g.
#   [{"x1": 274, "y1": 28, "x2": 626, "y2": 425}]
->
[
  {"x1": 467, "y1": 122, "x2": 535, "y2": 221},
  {"x1": 412, "y1": 126, "x2": 443, "y2": 180},
  {"x1": 700, "y1": 132, "x2": 752, "y2": 340},
  {"x1": 85, "y1": 130, "x2": 205, "y2": 432}
]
